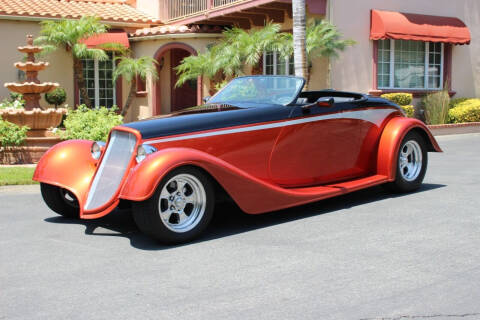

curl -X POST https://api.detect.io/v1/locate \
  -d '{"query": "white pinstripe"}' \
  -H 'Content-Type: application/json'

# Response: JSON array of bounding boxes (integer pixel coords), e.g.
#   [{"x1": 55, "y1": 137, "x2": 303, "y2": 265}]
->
[{"x1": 144, "y1": 108, "x2": 396, "y2": 145}]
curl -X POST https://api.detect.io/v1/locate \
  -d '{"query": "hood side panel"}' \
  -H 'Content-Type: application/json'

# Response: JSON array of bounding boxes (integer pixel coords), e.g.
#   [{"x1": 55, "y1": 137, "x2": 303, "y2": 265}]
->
[{"x1": 122, "y1": 105, "x2": 291, "y2": 139}]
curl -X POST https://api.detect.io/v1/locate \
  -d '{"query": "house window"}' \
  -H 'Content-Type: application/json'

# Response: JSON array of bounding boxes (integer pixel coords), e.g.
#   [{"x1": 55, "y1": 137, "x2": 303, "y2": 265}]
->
[
  {"x1": 263, "y1": 51, "x2": 294, "y2": 76},
  {"x1": 377, "y1": 39, "x2": 443, "y2": 90},
  {"x1": 80, "y1": 52, "x2": 116, "y2": 107}
]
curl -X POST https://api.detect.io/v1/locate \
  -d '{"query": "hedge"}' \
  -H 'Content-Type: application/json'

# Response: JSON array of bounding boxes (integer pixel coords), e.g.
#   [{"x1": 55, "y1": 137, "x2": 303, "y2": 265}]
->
[
  {"x1": 59, "y1": 105, "x2": 123, "y2": 141},
  {"x1": 380, "y1": 93, "x2": 413, "y2": 106},
  {"x1": 448, "y1": 99, "x2": 480, "y2": 123},
  {"x1": 0, "y1": 116, "x2": 29, "y2": 147},
  {"x1": 401, "y1": 105, "x2": 415, "y2": 118}
]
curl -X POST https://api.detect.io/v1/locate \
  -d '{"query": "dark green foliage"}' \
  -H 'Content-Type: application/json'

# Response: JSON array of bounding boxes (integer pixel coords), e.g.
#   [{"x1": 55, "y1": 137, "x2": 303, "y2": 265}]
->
[
  {"x1": 0, "y1": 116, "x2": 29, "y2": 147},
  {"x1": 59, "y1": 105, "x2": 123, "y2": 141},
  {"x1": 45, "y1": 88, "x2": 67, "y2": 107}
]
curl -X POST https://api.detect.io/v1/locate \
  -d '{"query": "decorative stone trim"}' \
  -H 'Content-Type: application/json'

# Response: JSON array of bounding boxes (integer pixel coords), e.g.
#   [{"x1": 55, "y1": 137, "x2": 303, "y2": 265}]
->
[
  {"x1": 0, "y1": 146, "x2": 49, "y2": 165},
  {"x1": 427, "y1": 122, "x2": 480, "y2": 136}
]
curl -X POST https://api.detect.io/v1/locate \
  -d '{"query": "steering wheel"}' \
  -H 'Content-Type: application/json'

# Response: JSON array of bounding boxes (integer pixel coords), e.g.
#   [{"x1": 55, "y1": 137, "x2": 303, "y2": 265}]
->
[{"x1": 273, "y1": 93, "x2": 293, "y2": 105}]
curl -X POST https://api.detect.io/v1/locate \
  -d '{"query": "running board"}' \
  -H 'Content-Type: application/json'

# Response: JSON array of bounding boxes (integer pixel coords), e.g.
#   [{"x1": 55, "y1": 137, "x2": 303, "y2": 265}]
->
[
  {"x1": 242, "y1": 174, "x2": 390, "y2": 214},
  {"x1": 288, "y1": 174, "x2": 389, "y2": 195},
  {"x1": 324, "y1": 174, "x2": 390, "y2": 193}
]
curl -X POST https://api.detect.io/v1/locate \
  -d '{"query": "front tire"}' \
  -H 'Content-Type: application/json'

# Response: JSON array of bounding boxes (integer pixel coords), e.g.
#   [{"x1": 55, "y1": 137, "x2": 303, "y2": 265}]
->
[
  {"x1": 385, "y1": 131, "x2": 428, "y2": 193},
  {"x1": 132, "y1": 167, "x2": 215, "y2": 244},
  {"x1": 40, "y1": 183, "x2": 80, "y2": 218}
]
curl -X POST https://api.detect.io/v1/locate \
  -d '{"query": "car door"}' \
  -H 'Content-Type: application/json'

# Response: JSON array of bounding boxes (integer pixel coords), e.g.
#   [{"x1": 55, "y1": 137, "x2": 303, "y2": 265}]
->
[{"x1": 268, "y1": 100, "x2": 390, "y2": 187}]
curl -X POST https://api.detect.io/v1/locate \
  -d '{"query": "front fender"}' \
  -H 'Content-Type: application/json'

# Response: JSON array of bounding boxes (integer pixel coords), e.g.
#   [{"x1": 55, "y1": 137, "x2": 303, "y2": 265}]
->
[
  {"x1": 33, "y1": 139, "x2": 97, "y2": 205},
  {"x1": 120, "y1": 147, "x2": 247, "y2": 202},
  {"x1": 377, "y1": 116, "x2": 442, "y2": 180}
]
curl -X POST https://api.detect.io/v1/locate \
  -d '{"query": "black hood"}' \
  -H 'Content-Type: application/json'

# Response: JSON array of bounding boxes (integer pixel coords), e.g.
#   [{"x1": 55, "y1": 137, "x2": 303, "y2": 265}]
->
[{"x1": 122, "y1": 103, "x2": 293, "y2": 140}]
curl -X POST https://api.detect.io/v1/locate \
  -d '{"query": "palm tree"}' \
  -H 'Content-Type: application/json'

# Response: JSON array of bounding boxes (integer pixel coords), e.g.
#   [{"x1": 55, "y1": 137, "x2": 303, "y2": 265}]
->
[
  {"x1": 281, "y1": 19, "x2": 356, "y2": 86},
  {"x1": 175, "y1": 22, "x2": 353, "y2": 92},
  {"x1": 113, "y1": 56, "x2": 158, "y2": 117},
  {"x1": 292, "y1": 0, "x2": 307, "y2": 85},
  {"x1": 35, "y1": 16, "x2": 123, "y2": 107},
  {"x1": 175, "y1": 23, "x2": 287, "y2": 89}
]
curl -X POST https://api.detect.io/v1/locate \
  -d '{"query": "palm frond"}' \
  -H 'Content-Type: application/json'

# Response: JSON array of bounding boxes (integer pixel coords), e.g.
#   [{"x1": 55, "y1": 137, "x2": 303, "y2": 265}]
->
[
  {"x1": 37, "y1": 16, "x2": 110, "y2": 55},
  {"x1": 305, "y1": 19, "x2": 356, "y2": 61},
  {"x1": 97, "y1": 42, "x2": 129, "y2": 56},
  {"x1": 72, "y1": 44, "x2": 108, "y2": 60},
  {"x1": 113, "y1": 56, "x2": 158, "y2": 83}
]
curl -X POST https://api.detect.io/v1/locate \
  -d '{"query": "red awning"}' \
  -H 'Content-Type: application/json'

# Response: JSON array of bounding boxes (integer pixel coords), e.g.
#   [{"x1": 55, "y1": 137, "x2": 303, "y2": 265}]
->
[
  {"x1": 80, "y1": 32, "x2": 130, "y2": 50},
  {"x1": 370, "y1": 9, "x2": 471, "y2": 45}
]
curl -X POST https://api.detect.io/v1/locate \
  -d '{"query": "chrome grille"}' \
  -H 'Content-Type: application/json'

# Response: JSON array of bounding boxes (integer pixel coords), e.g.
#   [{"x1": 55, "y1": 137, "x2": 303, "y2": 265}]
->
[{"x1": 85, "y1": 130, "x2": 137, "y2": 211}]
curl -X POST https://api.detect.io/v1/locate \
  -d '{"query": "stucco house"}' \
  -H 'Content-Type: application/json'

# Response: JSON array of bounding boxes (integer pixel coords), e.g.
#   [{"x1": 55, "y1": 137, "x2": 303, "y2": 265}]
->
[{"x1": 0, "y1": 0, "x2": 478, "y2": 122}]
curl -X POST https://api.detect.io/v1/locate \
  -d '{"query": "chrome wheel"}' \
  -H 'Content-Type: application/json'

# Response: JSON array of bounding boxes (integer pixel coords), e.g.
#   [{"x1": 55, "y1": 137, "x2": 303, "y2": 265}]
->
[
  {"x1": 399, "y1": 140, "x2": 423, "y2": 182},
  {"x1": 158, "y1": 173, "x2": 207, "y2": 233}
]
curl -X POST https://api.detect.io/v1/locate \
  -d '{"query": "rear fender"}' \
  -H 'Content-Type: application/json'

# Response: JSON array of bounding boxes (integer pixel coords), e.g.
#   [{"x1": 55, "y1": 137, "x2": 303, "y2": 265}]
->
[
  {"x1": 119, "y1": 148, "x2": 340, "y2": 214},
  {"x1": 33, "y1": 140, "x2": 97, "y2": 206},
  {"x1": 377, "y1": 117, "x2": 442, "y2": 180}
]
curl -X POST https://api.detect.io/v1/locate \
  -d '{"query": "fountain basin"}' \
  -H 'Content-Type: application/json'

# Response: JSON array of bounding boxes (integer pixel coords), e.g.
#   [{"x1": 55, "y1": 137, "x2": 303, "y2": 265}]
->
[
  {"x1": 17, "y1": 46, "x2": 43, "y2": 54},
  {"x1": 14, "y1": 62, "x2": 49, "y2": 72},
  {"x1": 0, "y1": 108, "x2": 67, "y2": 130},
  {"x1": 4, "y1": 82, "x2": 59, "y2": 94}
]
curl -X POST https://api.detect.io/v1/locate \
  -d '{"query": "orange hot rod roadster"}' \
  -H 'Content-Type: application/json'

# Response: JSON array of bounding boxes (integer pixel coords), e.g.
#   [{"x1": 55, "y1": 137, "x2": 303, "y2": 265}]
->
[{"x1": 34, "y1": 76, "x2": 441, "y2": 243}]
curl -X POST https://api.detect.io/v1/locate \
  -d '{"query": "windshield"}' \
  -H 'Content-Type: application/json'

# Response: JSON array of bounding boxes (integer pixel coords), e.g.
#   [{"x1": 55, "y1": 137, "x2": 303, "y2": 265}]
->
[{"x1": 208, "y1": 76, "x2": 305, "y2": 106}]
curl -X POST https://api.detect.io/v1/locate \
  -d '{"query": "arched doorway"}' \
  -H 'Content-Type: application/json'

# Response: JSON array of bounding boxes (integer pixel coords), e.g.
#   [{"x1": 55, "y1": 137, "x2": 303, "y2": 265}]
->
[{"x1": 153, "y1": 42, "x2": 202, "y2": 115}]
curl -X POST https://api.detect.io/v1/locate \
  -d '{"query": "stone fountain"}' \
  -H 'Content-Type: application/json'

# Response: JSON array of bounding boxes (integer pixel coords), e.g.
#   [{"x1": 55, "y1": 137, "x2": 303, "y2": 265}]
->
[
  {"x1": 5, "y1": 35, "x2": 60, "y2": 110},
  {"x1": 1, "y1": 35, "x2": 67, "y2": 164},
  {"x1": 1, "y1": 35, "x2": 67, "y2": 130}
]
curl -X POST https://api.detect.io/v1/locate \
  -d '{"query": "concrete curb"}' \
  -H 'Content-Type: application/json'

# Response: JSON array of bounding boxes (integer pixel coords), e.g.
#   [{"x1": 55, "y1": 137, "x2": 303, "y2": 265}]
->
[
  {"x1": 0, "y1": 184, "x2": 39, "y2": 193},
  {"x1": 0, "y1": 164, "x2": 37, "y2": 168},
  {"x1": 428, "y1": 122, "x2": 480, "y2": 136}
]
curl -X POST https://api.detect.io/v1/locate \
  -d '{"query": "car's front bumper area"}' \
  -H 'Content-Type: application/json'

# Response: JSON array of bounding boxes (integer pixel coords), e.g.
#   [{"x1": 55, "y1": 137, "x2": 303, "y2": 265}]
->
[{"x1": 34, "y1": 127, "x2": 143, "y2": 219}]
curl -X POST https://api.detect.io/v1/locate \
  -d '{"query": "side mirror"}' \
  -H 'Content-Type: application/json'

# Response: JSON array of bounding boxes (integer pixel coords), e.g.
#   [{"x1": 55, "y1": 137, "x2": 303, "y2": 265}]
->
[
  {"x1": 203, "y1": 96, "x2": 211, "y2": 104},
  {"x1": 316, "y1": 97, "x2": 334, "y2": 107}
]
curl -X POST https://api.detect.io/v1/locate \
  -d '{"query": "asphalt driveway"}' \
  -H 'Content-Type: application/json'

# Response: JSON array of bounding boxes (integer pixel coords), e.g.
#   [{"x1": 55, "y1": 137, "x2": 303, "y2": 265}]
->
[{"x1": 1, "y1": 133, "x2": 479, "y2": 320}]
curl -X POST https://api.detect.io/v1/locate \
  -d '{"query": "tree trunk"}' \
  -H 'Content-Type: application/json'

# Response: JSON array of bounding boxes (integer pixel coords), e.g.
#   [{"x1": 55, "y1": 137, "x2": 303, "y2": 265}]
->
[
  {"x1": 121, "y1": 78, "x2": 136, "y2": 117},
  {"x1": 292, "y1": 0, "x2": 308, "y2": 89},
  {"x1": 73, "y1": 57, "x2": 92, "y2": 108}
]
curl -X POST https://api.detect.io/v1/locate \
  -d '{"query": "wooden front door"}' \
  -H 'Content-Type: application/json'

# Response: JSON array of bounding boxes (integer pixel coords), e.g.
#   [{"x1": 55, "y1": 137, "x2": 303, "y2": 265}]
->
[{"x1": 170, "y1": 49, "x2": 197, "y2": 111}]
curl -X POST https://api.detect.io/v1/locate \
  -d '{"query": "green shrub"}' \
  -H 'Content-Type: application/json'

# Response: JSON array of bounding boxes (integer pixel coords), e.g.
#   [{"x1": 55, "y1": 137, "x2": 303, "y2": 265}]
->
[
  {"x1": 45, "y1": 88, "x2": 67, "y2": 108},
  {"x1": 60, "y1": 105, "x2": 123, "y2": 141},
  {"x1": 401, "y1": 105, "x2": 415, "y2": 118},
  {"x1": 10, "y1": 92, "x2": 23, "y2": 101},
  {"x1": 0, "y1": 116, "x2": 29, "y2": 147},
  {"x1": 381, "y1": 93, "x2": 413, "y2": 106},
  {"x1": 449, "y1": 97, "x2": 469, "y2": 109},
  {"x1": 422, "y1": 89, "x2": 450, "y2": 125},
  {"x1": 448, "y1": 99, "x2": 480, "y2": 123},
  {"x1": 0, "y1": 94, "x2": 25, "y2": 109}
]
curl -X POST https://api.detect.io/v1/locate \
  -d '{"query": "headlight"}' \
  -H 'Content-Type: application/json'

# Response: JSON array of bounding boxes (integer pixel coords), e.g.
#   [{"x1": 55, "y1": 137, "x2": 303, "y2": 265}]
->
[
  {"x1": 136, "y1": 144, "x2": 157, "y2": 163},
  {"x1": 91, "y1": 141, "x2": 106, "y2": 160}
]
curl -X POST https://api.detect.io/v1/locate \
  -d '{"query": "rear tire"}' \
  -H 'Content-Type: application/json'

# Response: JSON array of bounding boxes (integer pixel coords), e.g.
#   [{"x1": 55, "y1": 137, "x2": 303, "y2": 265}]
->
[
  {"x1": 384, "y1": 131, "x2": 428, "y2": 193},
  {"x1": 40, "y1": 183, "x2": 80, "y2": 218},
  {"x1": 132, "y1": 167, "x2": 215, "y2": 244}
]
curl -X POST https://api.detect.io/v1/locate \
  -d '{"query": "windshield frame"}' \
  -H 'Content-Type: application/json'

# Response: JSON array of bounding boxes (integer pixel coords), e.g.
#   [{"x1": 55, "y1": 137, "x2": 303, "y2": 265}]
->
[{"x1": 208, "y1": 75, "x2": 305, "y2": 106}]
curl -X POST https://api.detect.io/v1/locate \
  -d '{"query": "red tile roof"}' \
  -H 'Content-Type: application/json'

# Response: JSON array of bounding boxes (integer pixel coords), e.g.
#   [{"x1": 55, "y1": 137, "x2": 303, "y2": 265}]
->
[
  {"x1": 0, "y1": 0, "x2": 160, "y2": 25},
  {"x1": 131, "y1": 24, "x2": 224, "y2": 37}
]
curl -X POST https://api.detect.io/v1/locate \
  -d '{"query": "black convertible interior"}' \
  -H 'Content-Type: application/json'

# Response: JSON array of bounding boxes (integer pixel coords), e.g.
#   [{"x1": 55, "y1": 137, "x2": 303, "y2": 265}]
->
[{"x1": 296, "y1": 90, "x2": 367, "y2": 105}]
